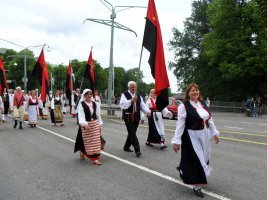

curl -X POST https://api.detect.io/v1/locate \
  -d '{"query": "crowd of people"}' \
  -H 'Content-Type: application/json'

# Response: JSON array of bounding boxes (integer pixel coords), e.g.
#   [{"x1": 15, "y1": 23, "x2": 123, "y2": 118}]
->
[
  {"x1": 3, "y1": 82, "x2": 221, "y2": 198},
  {"x1": 245, "y1": 97, "x2": 262, "y2": 117}
]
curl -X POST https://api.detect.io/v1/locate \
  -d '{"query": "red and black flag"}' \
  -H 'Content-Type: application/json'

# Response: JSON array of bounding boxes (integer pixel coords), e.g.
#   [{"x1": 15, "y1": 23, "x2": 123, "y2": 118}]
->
[
  {"x1": 0, "y1": 58, "x2": 8, "y2": 95},
  {"x1": 65, "y1": 63, "x2": 73, "y2": 103},
  {"x1": 32, "y1": 49, "x2": 49, "y2": 102},
  {"x1": 83, "y1": 48, "x2": 96, "y2": 97},
  {"x1": 142, "y1": 0, "x2": 170, "y2": 111}
]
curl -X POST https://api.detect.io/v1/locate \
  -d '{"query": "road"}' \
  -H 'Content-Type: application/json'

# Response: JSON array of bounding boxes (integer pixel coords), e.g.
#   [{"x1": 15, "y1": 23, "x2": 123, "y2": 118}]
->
[{"x1": 0, "y1": 112, "x2": 266, "y2": 200}]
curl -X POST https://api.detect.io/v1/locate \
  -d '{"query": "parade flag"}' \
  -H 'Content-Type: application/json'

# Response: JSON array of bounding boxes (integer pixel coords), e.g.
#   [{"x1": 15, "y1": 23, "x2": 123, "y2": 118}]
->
[
  {"x1": 142, "y1": 0, "x2": 170, "y2": 111},
  {"x1": 0, "y1": 58, "x2": 8, "y2": 95},
  {"x1": 83, "y1": 48, "x2": 96, "y2": 97},
  {"x1": 65, "y1": 63, "x2": 73, "y2": 102},
  {"x1": 32, "y1": 49, "x2": 49, "y2": 102}
]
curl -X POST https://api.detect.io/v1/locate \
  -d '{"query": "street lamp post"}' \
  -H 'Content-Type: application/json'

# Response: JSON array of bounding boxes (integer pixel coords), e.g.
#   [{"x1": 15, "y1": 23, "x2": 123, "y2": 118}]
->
[
  {"x1": 83, "y1": 0, "x2": 145, "y2": 112},
  {"x1": 7, "y1": 54, "x2": 29, "y2": 91},
  {"x1": 6, "y1": 44, "x2": 48, "y2": 91}
]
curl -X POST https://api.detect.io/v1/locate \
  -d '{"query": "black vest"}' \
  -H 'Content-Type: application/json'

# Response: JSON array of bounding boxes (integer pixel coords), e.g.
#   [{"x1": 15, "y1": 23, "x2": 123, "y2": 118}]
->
[
  {"x1": 81, "y1": 101, "x2": 97, "y2": 121},
  {"x1": 184, "y1": 100, "x2": 211, "y2": 130},
  {"x1": 122, "y1": 91, "x2": 141, "y2": 121},
  {"x1": 54, "y1": 98, "x2": 62, "y2": 106}
]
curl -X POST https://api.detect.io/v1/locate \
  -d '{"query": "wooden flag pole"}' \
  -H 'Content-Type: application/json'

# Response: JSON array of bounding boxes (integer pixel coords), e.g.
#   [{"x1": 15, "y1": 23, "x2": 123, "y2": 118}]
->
[{"x1": 136, "y1": 45, "x2": 144, "y2": 88}]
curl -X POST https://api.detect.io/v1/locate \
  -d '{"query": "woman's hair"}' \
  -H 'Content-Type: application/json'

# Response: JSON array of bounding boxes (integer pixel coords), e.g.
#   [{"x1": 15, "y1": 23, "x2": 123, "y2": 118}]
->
[{"x1": 184, "y1": 83, "x2": 203, "y2": 101}]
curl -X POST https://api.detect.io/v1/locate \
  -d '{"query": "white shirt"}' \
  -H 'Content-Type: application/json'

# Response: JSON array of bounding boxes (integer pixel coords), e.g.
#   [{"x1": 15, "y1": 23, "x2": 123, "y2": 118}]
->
[
  {"x1": 119, "y1": 91, "x2": 150, "y2": 115},
  {"x1": 171, "y1": 100, "x2": 219, "y2": 144}
]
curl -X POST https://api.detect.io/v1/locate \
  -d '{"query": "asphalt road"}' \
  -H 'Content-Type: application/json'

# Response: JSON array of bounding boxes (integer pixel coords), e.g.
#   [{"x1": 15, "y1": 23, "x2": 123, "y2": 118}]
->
[{"x1": 0, "y1": 112, "x2": 266, "y2": 200}]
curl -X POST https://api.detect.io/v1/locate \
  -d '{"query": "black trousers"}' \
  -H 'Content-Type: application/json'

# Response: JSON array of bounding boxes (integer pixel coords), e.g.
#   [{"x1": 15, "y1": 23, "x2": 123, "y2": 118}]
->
[{"x1": 124, "y1": 119, "x2": 140, "y2": 153}]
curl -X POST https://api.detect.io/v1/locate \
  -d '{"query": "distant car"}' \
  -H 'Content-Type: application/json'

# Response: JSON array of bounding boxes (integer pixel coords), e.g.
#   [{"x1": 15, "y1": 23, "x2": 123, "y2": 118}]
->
[{"x1": 166, "y1": 97, "x2": 183, "y2": 120}]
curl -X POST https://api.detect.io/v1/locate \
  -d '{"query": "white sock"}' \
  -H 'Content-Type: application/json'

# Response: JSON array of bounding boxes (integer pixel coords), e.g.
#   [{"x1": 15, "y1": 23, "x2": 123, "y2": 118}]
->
[{"x1": 193, "y1": 185, "x2": 201, "y2": 190}]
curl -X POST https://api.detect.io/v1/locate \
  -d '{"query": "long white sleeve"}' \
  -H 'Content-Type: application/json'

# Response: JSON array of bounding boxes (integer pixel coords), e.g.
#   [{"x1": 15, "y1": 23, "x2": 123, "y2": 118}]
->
[
  {"x1": 50, "y1": 98, "x2": 55, "y2": 109},
  {"x1": 9, "y1": 94, "x2": 14, "y2": 110},
  {"x1": 171, "y1": 103, "x2": 186, "y2": 144},
  {"x1": 119, "y1": 93, "x2": 132, "y2": 110},
  {"x1": 208, "y1": 117, "x2": 220, "y2": 137},
  {"x1": 140, "y1": 96, "x2": 150, "y2": 114}
]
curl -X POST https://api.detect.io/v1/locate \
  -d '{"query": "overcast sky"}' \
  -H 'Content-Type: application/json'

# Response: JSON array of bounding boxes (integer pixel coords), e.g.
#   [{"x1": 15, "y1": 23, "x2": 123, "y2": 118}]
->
[{"x1": 0, "y1": 0, "x2": 193, "y2": 92}]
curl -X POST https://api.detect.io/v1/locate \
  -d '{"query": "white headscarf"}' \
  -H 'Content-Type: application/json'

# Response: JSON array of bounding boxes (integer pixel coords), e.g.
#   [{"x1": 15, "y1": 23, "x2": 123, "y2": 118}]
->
[{"x1": 80, "y1": 89, "x2": 92, "y2": 103}]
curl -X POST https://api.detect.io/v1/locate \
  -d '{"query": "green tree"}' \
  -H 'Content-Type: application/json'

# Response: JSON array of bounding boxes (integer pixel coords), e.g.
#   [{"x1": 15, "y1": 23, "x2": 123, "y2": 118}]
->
[
  {"x1": 203, "y1": 0, "x2": 267, "y2": 100},
  {"x1": 168, "y1": 0, "x2": 211, "y2": 93}
]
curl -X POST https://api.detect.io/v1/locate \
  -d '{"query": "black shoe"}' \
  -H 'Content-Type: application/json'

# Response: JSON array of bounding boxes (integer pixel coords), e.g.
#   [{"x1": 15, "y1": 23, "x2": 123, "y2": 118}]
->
[
  {"x1": 124, "y1": 148, "x2": 133, "y2": 152},
  {"x1": 136, "y1": 152, "x2": 141, "y2": 157},
  {"x1": 13, "y1": 124, "x2": 17, "y2": 128},
  {"x1": 145, "y1": 142, "x2": 154, "y2": 147},
  {"x1": 193, "y1": 188, "x2": 204, "y2": 198},
  {"x1": 160, "y1": 145, "x2": 167, "y2": 150},
  {"x1": 19, "y1": 126, "x2": 23, "y2": 130}
]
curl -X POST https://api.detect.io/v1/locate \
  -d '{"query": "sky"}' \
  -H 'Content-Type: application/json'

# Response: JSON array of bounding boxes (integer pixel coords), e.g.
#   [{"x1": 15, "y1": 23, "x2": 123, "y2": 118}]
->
[{"x1": 0, "y1": 0, "x2": 193, "y2": 93}]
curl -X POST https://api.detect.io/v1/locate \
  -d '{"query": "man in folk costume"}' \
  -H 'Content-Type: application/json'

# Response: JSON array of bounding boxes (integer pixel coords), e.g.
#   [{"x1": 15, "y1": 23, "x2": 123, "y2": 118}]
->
[
  {"x1": 120, "y1": 81, "x2": 151, "y2": 157},
  {"x1": 74, "y1": 89, "x2": 103, "y2": 165},
  {"x1": 27, "y1": 90, "x2": 39, "y2": 127},
  {"x1": 12, "y1": 86, "x2": 25, "y2": 129},
  {"x1": 141, "y1": 89, "x2": 172, "y2": 149}
]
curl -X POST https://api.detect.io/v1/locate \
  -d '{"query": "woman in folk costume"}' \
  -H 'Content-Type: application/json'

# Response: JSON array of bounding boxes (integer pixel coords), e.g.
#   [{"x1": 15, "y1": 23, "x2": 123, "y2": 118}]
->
[
  {"x1": 50, "y1": 90, "x2": 64, "y2": 126},
  {"x1": 141, "y1": 89, "x2": 172, "y2": 150},
  {"x1": 43, "y1": 91, "x2": 52, "y2": 118},
  {"x1": 1, "y1": 88, "x2": 9, "y2": 123},
  {"x1": 27, "y1": 90, "x2": 39, "y2": 127},
  {"x1": 61, "y1": 90, "x2": 67, "y2": 115},
  {"x1": 74, "y1": 89, "x2": 103, "y2": 165},
  {"x1": 172, "y1": 83, "x2": 220, "y2": 198},
  {"x1": 70, "y1": 90, "x2": 78, "y2": 117},
  {"x1": 0, "y1": 96, "x2": 4, "y2": 121}
]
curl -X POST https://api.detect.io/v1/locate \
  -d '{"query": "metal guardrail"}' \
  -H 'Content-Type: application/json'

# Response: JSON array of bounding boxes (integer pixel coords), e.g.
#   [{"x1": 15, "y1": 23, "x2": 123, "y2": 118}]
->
[
  {"x1": 210, "y1": 101, "x2": 266, "y2": 114},
  {"x1": 100, "y1": 100, "x2": 266, "y2": 114},
  {"x1": 100, "y1": 104, "x2": 121, "y2": 116}
]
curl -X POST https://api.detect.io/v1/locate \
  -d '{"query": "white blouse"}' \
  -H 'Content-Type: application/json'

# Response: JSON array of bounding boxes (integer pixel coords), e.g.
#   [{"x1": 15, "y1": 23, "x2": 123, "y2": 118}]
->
[
  {"x1": 77, "y1": 101, "x2": 103, "y2": 127},
  {"x1": 171, "y1": 100, "x2": 219, "y2": 144}
]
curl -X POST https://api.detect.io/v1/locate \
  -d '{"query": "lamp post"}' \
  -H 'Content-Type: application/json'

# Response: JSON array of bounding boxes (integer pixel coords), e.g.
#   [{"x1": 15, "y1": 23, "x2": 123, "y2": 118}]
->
[{"x1": 83, "y1": 0, "x2": 145, "y2": 111}]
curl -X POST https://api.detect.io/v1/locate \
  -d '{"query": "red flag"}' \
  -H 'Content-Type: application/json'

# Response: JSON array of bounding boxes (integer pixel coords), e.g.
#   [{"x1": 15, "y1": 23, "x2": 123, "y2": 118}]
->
[
  {"x1": 32, "y1": 49, "x2": 49, "y2": 102},
  {"x1": 65, "y1": 63, "x2": 73, "y2": 101},
  {"x1": 84, "y1": 49, "x2": 96, "y2": 97},
  {"x1": 142, "y1": 0, "x2": 170, "y2": 111},
  {"x1": 0, "y1": 58, "x2": 8, "y2": 95}
]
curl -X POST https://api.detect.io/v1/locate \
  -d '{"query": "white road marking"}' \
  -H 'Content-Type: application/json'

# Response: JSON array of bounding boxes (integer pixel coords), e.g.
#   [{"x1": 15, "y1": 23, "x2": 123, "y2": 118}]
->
[
  {"x1": 258, "y1": 123, "x2": 267, "y2": 126},
  {"x1": 36, "y1": 125, "x2": 231, "y2": 200},
  {"x1": 224, "y1": 126, "x2": 243, "y2": 130}
]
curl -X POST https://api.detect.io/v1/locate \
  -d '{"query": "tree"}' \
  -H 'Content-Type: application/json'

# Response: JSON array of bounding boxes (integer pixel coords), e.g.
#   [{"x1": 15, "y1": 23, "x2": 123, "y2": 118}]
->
[
  {"x1": 169, "y1": 1, "x2": 212, "y2": 94},
  {"x1": 203, "y1": 0, "x2": 267, "y2": 100}
]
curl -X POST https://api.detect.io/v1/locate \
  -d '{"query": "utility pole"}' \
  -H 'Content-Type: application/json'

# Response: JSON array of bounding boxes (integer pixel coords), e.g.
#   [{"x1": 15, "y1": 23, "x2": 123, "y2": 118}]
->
[
  {"x1": 2, "y1": 40, "x2": 49, "y2": 91},
  {"x1": 83, "y1": 0, "x2": 145, "y2": 114}
]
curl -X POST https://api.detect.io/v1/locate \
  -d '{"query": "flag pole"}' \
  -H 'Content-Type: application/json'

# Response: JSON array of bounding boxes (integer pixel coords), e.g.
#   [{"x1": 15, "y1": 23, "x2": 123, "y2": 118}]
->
[
  {"x1": 79, "y1": 77, "x2": 84, "y2": 92},
  {"x1": 136, "y1": 46, "x2": 144, "y2": 88}
]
